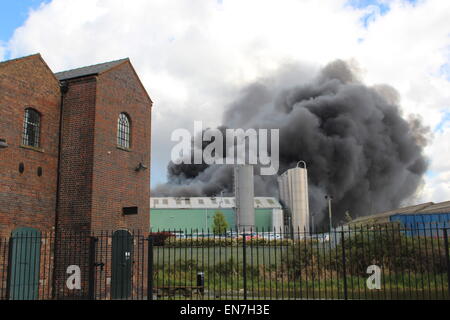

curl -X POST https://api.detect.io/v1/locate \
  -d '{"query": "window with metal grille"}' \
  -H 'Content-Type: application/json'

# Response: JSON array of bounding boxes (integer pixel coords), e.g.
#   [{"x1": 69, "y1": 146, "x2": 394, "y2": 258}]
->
[
  {"x1": 117, "y1": 113, "x2": 131, "y2": 148},
  {"x1": 22, "y1": 108, "x2": 40, "y2": 147}
]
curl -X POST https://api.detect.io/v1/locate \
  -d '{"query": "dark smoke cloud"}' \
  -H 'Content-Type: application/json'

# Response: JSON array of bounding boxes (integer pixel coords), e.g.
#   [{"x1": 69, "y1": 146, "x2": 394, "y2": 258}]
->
[{"x1": 153, "y1": 60, "x2": 429, "y2": 225}]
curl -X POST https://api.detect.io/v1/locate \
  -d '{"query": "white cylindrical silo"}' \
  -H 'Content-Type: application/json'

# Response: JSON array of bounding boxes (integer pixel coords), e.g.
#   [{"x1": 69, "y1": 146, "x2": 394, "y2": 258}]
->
[
  {"x1": 278, "y1": 161, "x2": 310, "y2": 236},
  {"x1": 290, "y1": 164, "x2": 309, "y2": 233},
  {"x1": 234, "y1": 165, "x2": 255, "y2": 232}
]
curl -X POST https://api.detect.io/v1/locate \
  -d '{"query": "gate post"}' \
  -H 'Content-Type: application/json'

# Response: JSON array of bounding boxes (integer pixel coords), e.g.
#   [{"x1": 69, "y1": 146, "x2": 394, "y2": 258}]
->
[
  {"x1": 341, "y1": 231, "x2": 348, "y2": 300},
  {"x1": 88, "y1": 236, "x2": 97, "y2": 300},
  {"x1": 5, "y1": 237, "x2": 13, "y2": 300},
  {"x1": 443, "y1": 228, "x2": 450, "y2": 300},
  {"x1": 147, "y1": 235, "x2": 154, "y2": 300}
]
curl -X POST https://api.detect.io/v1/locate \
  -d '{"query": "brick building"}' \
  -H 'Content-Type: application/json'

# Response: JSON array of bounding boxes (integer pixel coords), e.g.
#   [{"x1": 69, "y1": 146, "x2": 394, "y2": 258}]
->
[{"x1": 0, "y1": 54, "x2": 152, "y2": 299}]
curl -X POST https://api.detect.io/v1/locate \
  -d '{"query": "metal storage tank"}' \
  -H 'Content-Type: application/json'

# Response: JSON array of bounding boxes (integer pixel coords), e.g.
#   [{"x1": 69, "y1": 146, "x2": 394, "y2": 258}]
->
[
  {"x1": 234, "y1": 165, "x2": 255, "y2": 232},
  {"x1": 278, "y1": 161, "x2": 310, "y2": 235}
]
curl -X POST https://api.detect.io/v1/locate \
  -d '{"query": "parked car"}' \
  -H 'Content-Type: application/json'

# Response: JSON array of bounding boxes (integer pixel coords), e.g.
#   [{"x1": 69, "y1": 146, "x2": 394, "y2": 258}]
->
[
  {"x1": 307, "y1": 233, "x2": 330, "y2": 242},
  {"x1": 238, "y1": 232, "x2": 261, "y2": 240},
  {"x1": 225, "y1": 231, "x2": 239, "y2": 238},
  {"x1": 261, "y1": 233, "x2": 282, "y2": 240}
]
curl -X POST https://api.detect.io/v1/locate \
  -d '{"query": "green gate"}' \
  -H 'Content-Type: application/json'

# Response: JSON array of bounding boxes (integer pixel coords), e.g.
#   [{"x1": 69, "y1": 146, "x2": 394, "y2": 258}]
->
[
  {"x1": 111, "y1": 230, "x2": 133, "y2": 299},
  {"x1": 8, "y1": 227, "x2": 41, "y2": 300}
]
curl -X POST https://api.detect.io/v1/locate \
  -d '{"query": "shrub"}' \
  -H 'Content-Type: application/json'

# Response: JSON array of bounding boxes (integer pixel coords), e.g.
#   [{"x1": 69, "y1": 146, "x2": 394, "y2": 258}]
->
[
  {"x1": 283, "y1": 228, "x2": 449, "y2": 277},
  {"x1": 150, "y1": 231, "x2": 176, "y2": 246}
]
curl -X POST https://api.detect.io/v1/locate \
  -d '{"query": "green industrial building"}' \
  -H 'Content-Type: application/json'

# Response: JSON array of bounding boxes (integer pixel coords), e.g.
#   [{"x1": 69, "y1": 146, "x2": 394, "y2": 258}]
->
[{"x1": 150, "y1": 197, "x2": 284, "y2": 232}]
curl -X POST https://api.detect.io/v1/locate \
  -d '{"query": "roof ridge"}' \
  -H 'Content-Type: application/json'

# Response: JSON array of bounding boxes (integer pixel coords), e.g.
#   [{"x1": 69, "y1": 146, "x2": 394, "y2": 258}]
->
[
  {"x1": 0, "y1": 53, "x2": 42, "y2": 66},
  {"x1": 55, "y1": 57, "x2": 128, "y2": 74},
  {"x1": 54, "y1": 58, "x2": 129, "y2": 80}
]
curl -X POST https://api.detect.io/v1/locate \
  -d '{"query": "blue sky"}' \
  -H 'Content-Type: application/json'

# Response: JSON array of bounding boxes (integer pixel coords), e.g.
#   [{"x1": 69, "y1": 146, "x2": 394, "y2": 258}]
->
[
  {"x1": 0, "y1": 1, "x2": 48, "y2": 47},
  {"x1": 347, "y1": 0, "x2": 419, "y2": 28}
]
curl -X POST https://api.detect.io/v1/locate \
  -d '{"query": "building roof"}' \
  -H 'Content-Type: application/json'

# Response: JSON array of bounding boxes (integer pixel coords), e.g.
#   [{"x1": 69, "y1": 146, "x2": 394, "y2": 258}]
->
[
  {"x1": 351, "y1": 200, "x2": 450, "y2": 224},
  {"x1": 420, "y1": 200, "x2": 450, "y2": 214},
  {"x1": 150, "y1": 197, "x2": 282, "y2": 210},
  {"x1": 0, "y1": 53, "x2": 41, "y2": 66},
  {"x1": 0, "y1": 53, "x2": 61, "y2": 84},
  {"x1": 55, "y1": 58, "x2": 129, "y2": 80}
]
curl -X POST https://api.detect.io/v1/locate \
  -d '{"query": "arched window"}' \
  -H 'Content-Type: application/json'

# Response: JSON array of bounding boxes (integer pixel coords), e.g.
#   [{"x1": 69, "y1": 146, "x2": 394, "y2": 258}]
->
[
  {"x1": 22, "y1": 108, "x2": 41, "y2": 147},
  {"x1": 117, "y1": 113, "x2": 131, "y2": 148}
]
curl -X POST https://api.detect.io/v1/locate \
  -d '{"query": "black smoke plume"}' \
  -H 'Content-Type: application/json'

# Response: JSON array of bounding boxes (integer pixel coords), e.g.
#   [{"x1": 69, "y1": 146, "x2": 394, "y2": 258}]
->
[{"x1": 153, "y1": 60, "x2": 429, "y2": 224}]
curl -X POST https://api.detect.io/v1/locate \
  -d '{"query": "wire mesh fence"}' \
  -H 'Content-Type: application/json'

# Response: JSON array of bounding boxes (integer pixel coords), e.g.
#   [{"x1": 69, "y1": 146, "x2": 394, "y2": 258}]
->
[{"x1": 0, "y1": 223, "x2": 449, "y2": 300}]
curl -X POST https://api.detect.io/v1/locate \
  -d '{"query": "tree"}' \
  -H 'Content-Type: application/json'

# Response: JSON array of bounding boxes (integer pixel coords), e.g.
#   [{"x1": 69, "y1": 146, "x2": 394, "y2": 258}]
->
[
  {"x1": 212, "y1": 211, "x2": 229, "y2": 235},
  {"x1": 344, "y1": 210, "x2": 353, "y2": 223}
]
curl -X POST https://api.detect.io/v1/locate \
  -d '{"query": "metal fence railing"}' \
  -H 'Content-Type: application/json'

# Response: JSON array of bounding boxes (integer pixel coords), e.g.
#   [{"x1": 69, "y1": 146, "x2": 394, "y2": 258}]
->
[
  {"x1": 0, "y1": 231, "x2": 148, "y2": 300},
  {"x1": 0, "y1": 224, "x2": 449, "y2": 300},
  {"x1": 149, "y1": 224, "x2": 450, "y2": 300}
]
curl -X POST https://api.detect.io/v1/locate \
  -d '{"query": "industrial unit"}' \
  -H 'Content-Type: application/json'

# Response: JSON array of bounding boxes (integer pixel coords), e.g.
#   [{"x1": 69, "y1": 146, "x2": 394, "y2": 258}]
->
[
  {"x1": 149, "y1": 197, "x2": 284, "y2": 232},
  {"x1": 349, "y1": 200, "x2": 450, "y2": 235}
]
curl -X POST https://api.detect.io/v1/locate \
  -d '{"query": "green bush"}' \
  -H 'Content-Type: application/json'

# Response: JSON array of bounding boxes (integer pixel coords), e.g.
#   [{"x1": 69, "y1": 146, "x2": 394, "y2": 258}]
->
[
  {"x1": 150, "y1": 231, "x2": 175, "y2": 246},
  {"x1": 284, "y1": 228, "x2": 449, "y2": 277},
  {"x1": 163, "y1": 237, "x2": 295, "y2": 247},
  {"x1": 335, "y1": 229, "x2": 449, "y2": 275}
]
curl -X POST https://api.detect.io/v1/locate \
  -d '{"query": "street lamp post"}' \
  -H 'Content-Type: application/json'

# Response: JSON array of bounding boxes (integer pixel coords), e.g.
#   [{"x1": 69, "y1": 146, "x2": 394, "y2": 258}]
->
[
  {"x1": 205, "y1": 208, "x2": 208, "y2": 231},
  {"x1": 325, "y1": 195, "x2": 333, "y2": 232}
]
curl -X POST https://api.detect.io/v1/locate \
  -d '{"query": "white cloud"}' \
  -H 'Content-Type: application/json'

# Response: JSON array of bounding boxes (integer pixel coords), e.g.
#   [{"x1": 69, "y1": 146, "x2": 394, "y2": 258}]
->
[
  {"x1": 419, "y1": 121, "x2": 450, "y2": 202},
  {"x1": 3, "y1": 0, "x2": 450, "y2": 201},
  {"x1": 0, "y1": 41, "x2": 5, "y2": 61}
]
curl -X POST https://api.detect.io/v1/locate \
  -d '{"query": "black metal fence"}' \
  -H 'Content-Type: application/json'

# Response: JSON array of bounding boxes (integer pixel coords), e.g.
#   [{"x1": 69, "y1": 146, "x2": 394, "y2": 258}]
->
[
  {"x1": 0, "y1": 230, "x2": 148, "y2": 300},
  {"x1": 1, "y1": 224, "x2": 450, "y2": 300},
  {"x1": 149, "y1": 224, "x2": 450, "y2": 300}
]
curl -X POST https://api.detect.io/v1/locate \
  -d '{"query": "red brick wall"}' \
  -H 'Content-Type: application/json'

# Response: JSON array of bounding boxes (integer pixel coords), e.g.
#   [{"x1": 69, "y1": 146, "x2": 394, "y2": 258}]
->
[
  {"x1": 91, "y1": 62, "x2": 151, "y2": 234},
  {"x1": 56, "y1": 62, "x2": 152, "y2": 235},
  {"x1": 0, "y1": 55, "x2": 152, "y2": 299},
  {"x1": 54, "y1": 62, "x2": 151, "y2": 298},
  {"x1": 54, "y1": 76, "x2": 97, "y2": 298},
  {"x1": 57, "y1": 76, "x2": 97, "y2": 234},
  {"x1": 0, "y1": 54, "x2": 60, "y2": 237}
]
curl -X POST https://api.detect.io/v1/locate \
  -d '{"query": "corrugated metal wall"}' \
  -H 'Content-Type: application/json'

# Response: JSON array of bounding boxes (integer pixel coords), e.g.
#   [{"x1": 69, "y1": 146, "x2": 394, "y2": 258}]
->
[
  {"x1": 150, "y1": 208, "x2": 275, "y2": 232},
  {"x1": 390, "y1": 213, "x2": 450, "y2": 236}
]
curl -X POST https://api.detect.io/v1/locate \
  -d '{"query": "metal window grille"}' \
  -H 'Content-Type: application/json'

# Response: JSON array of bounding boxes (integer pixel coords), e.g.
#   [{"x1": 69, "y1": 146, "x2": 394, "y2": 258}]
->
[
  {"x1": 22, "y1": 108, "x2": 40, "y2": 147},
  {"x1": 117, "y1": 113, "x2": 130, "y2": 148}
]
